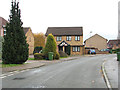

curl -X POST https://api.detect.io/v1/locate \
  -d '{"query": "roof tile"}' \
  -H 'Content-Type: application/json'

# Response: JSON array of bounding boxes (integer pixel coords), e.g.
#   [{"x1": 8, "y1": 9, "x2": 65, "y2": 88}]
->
[{"x1": 45, "y1": 27, "x2": 83, "y2": 36}]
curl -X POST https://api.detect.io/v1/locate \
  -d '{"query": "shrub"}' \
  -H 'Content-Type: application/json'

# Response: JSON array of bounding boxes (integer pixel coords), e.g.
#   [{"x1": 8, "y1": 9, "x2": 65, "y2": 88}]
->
[
  {"x1": 111, "y1": 49, "x2": 120, "y2": 53},
  {"x1": 33, "y1": 46, "x2": 43, "y2": 54},
  {"x1": 43, "y1": 34, "x2": 57, "y2": 59},
  {"x1": 59, "y1": 51, "x2": 68, "y2": 57},
  {"x1": 55, "y1": 52, "x2": 60, "y2": 60},
  {"x1": 115, "y1": 48, "x2": 120, "y2": 53},
  {"x1": 34, "y1": 53, "x2": 44, "y2": 60}
]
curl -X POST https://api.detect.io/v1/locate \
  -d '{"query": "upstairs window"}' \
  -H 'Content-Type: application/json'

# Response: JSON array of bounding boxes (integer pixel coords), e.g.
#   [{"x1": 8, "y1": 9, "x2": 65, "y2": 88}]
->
[
  {"x1": 75, "y1": 36, "x2": 80, "y2": 41},
  {"x1": 4, "y1": 28, "x2": 6, "y2": 36},
  {"x1": 66, "y1": 36, "x2": 71, "y2": 41},
  {"x1": 57, "y1": 36, "x2": 62, "y2": 41},
  {"x1": 2, "y1": 25, "x2": 6, "y2": 36}
]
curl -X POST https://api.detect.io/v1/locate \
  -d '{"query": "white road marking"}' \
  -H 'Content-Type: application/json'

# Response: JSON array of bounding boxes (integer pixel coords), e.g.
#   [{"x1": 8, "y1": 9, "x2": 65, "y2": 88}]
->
[
  {"x1": 102, "y1": 61, "x2": 112, "y2": 90},
  {"x1": 0, "y1": 69, "x2": 31, "y2": 78},
  {"x1": 0, "y1": 76, "x2": 6, "y2": 78},
  {"x1": 31, "y1": 85, "x2": 46, "y2": 88},
  {"x1": 7, "y1": 74, "x2": 14, "y2": 77}
]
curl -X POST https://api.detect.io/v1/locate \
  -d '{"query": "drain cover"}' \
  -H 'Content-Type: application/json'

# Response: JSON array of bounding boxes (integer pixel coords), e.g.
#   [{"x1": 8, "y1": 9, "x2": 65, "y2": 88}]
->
[{"x1": 13, "y1": 77, "x2": 25, "y2": 80}]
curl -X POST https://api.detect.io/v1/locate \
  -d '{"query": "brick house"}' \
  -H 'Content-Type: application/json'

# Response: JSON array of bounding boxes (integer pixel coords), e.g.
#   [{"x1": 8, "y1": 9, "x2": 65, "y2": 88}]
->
[
  {"x1": 45, "y1": 27, "x2": 84, "y2": 55},
  {"x1": 84, "y1": 34, "x2": 108, "y2": 50},
  {"x1": 107, "y1": 39, "x2": 120, "y2": 49},
  {"x1": 0, "y1": 17, "x2": 8, "y2": 36},
  {"x1": 23, "y1": 27, "x2": 34, "y2": 54}
]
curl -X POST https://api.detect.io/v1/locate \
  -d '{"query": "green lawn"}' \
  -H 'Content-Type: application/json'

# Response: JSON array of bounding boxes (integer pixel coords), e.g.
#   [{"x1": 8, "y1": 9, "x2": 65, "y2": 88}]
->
[
  {"x1": 60, "y1": 57, "x2": 68, "y2": 59},
  {"x1": 28, "y1": 58, "x2": 46, "y2": 60},
  {"x1": 28, "y1": 58, "x2": 35, "y2": 60},
  {"x1": 0, "y1": 64, "x2": 23, "y2": 68},
  {"x1": 0, "y1": 62, "x2": 27, "y2": 68}
]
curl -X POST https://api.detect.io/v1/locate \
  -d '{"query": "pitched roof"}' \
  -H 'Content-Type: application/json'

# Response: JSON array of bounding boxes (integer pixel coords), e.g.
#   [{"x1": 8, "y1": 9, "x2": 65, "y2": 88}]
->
[
  {"x1": 84, "y1": 34, "x2": 108, "y2": 43},
  {"x1": 0, "y1": 17, "x2": 8, "y2": 30},
  {"x1": 23, "y1": 27, "x2": 30, "y2": 34},
  {"x1": 45, "y1": 27, "x2": 83, "y2": 36},
  {"x1": 108, "y1": 39, "x2": 120, "y2": 45},
  {"x1": 58, "y1": 40, "x2": 70, "y2": 46},
  {"x1": 0, "y1": 17, "x2": 31, "y2": 35}
]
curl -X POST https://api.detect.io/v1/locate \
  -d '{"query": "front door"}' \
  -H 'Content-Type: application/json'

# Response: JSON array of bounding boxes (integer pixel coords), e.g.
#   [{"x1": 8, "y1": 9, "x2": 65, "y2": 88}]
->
[
  {"x1": 59, "y1": 46, "x2": 63, "y2": 51},
  {"x1": 65, "y1": 45, "x2": 71, "y2": 55}
]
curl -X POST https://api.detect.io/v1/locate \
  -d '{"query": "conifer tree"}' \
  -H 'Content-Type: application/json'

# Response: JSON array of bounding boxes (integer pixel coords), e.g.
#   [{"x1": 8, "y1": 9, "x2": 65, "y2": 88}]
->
[
  {"x1": 44, "y1": 34, "x2": 57, "y2": 59},
  {"x1": 2, "y1": 0, "x2": 29, "y2": 64}
]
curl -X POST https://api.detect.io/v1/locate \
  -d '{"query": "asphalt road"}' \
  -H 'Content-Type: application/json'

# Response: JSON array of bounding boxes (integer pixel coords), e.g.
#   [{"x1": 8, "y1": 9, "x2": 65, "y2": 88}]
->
[{"x1": 2, "y1": 54, "x2": 115, "y2": 88}]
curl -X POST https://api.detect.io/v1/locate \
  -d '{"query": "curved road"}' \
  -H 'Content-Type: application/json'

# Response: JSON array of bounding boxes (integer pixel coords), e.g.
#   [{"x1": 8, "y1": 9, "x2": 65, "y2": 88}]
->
[{"x1": 2, "y1": 54, "x2": 115, "y2": 88}]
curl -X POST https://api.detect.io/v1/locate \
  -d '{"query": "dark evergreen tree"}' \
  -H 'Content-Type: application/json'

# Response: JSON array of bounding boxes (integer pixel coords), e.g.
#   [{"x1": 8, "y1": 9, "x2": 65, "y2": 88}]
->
[{"x1": 2, "y1": 0, "x2": 29, "y2": 64}]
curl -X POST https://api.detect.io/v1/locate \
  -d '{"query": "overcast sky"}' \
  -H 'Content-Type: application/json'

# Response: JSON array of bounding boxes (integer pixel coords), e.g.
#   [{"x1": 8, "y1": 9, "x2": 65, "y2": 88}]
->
[{"x1": 0, "y1": 0, "x2": 119, "y2": 41}]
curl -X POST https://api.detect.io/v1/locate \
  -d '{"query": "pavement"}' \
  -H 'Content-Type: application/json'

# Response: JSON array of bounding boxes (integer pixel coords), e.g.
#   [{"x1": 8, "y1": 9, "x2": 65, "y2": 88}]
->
[
  {"x1": 1, "y1": 56, "x2": 81, "y2": 73},
  {"x1": 103, "y1": 54, "x2": 118, "y2": 89}
]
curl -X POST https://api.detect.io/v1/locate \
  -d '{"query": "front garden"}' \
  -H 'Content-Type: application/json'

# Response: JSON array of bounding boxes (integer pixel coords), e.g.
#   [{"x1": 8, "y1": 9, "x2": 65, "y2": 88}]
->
[{"x1": 31, "y1": 34, "x2": 61, "y2": 60}]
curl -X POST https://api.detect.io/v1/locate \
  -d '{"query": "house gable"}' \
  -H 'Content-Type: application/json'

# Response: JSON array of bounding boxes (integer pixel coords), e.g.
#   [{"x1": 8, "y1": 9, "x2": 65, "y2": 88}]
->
[
  {"x1": 23, "y1": 27, "x2": 34, "y2": 54},
  {"x1": 84, "y1": 34, "x2": 107, "y2": 43},
  {"x1": 84, "y1": 34, "x2": 107, "y2": 50}
]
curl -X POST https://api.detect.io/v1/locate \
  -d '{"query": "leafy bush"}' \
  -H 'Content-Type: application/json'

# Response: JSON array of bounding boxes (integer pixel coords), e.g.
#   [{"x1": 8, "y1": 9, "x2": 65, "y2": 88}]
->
[
  {"x1": 55, "y1": 52, "x2": 60, "y2": 60},
  {"x1": 115, "y1": 48, "x2": 120, "y2": 53},
  {"x1": 111, "y1": 49, "x2": 120, "y2": 53},
  {"x1": 43, "y1": 34, "x2": 57, "y2": 59},
  {"x1": 33, "y1": 46, "x2": 43, "y2": 54},
  {"x1": 34, "y1": 53, "x2": 44, "y2": 60},
  {"x1": 59, "y1": 51, "x2": 68, "y2": 57}
]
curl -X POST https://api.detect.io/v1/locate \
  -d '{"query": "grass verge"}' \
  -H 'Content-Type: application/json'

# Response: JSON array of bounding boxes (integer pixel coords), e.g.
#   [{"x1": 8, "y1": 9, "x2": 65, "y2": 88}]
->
[
  {"x1": 0, "y1": 64, "x2": 23, "y2": 68},
  {"x1": 60, "y1": 57, "x2": 68, "y2": 59},
  {"x1": 28, "y1": 58, "x2": 35, "y2": 60},
  {"x1": 0, "y1": 62, "x2": 27, "y2": 68}
]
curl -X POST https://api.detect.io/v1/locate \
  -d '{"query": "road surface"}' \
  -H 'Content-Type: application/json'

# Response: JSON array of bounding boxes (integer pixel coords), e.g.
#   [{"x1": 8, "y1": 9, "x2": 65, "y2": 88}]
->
[{"x1": 2, "y1": 54, "x2": 116, "y2": 88}]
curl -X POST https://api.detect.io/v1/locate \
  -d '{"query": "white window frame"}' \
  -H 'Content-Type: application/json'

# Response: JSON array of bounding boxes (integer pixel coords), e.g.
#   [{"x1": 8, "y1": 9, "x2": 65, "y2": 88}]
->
[
  {"x1": 57, "y1": 36, "x2": 62, "y2": 41},
  {"x1": 3, "y1": 28, "x2": 6, "y2": 36},
  {"x1": 75, "y1": 36, "x2": 80, "y2": 41},
  {"x1": 78, "y1": 47, "x2": 80, "y2": 52},
  {"x1": 73, "y1": 46, "x2": 80, "y2": 52},
  {"x1": 66, "y1": 36, "x2": 71, "y2": 41}
]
